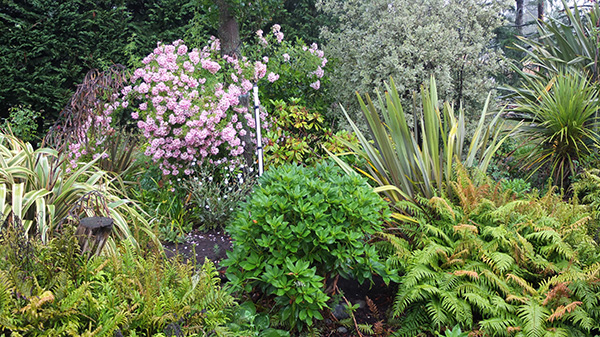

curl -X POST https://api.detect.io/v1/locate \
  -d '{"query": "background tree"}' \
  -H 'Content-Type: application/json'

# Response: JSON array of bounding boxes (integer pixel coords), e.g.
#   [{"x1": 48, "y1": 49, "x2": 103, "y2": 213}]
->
[
  {"x1": 317, "y1": 0, "x2": 510, "y2": 123},
  {"x1": 0, "y1": 0, "x2": 196, "y2": 130}
]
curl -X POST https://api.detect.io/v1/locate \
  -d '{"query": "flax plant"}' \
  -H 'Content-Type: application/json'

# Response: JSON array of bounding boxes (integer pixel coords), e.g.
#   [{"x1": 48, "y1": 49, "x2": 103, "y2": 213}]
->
[
  {"x1": 0, "y1": 132, "x2": 155, "y2": 250},
  {"x1": 329, "y1": 76, "x2": 512, "y2": 207}
]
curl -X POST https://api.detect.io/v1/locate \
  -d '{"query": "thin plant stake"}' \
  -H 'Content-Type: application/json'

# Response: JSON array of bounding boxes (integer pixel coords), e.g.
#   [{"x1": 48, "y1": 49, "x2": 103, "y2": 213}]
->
[{"x1": 253, "y1": 82, "x2": 264, "y2": 176}]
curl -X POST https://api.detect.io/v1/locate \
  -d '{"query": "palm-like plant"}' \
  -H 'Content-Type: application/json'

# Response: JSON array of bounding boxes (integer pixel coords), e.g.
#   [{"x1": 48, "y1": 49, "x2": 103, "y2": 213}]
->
[
  {"x1": 0, "y1": 132, "x2": 155, "y2": 250},
  {"x1": 511, "y1": 0, "x2": 600, "y2": 84},
  {"x1": 503, "y1": 73, "x2": 600, "y2": 189},
  {"x1": 329, "y1": 76, "x2": 511, "y2": 205}
]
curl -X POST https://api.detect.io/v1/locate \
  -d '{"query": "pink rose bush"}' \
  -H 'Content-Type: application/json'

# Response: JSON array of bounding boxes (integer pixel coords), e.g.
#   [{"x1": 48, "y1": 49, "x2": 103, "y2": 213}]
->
[
  {"x1": 64, "y1": 25, "x2": 329, "y2": 178},
  {"x1": 247, "y1": 25, "x2": 330, "y2": 114},
  {"x1": 112, "y1": 38, "x2": 272, "y2": 177}
]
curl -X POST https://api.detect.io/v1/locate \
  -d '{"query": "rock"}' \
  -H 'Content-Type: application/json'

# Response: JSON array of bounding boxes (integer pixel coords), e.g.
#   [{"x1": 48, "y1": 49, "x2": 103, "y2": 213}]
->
[
  {"x1": 337, "y1": 327, "x2": 348, "y2": 334},
  {"x1": 332, "y1": 303, "x2": 349, "y2": 320}
]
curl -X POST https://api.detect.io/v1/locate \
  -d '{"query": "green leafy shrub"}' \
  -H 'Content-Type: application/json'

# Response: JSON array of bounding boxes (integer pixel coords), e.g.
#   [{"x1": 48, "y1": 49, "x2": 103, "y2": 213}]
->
[
  {"x1": 264, "y1": 98, "x2": 359, "y2": 167},
  {"x1": 185, "y1": 163, "x2": 257, "y2": 230},
  {"x1": 500, "y1": 178, "x2": 532, "y2": 199},
  {"x1": 0, "y1": 218, "x2": 235, "y2": 336},
  {"x1": 1, "y1": 105, "x2": 41, "y2": 143},
  {"x1": 387, "y1": 167, "x2": 600, "y2": 336},
  {"x1": 227, "y1": 301, "x2": 290, "y2": 337},
  {"x1": 223, "y1": 162, "x2": 394, "y2": 330}
]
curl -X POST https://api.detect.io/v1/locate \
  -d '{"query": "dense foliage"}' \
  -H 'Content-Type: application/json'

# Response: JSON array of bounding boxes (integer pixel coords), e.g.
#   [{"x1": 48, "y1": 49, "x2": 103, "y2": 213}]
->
[
  {"x1": 264, "y1": 98, "x2": 357, "y2": 167},
  {"x1": 0, "y1": 0, "x2": 196, "y2": 124},
  {"x1": 385, "y1": 168, "x2": 600, "y2": 336},
  {"x1": 3, "y1": 1, "x2": 600, "y2": 335},
  {"x1": 224, "y1": 162, "x2": 394, "y2": 330},
  {"x1": 0, "y1": 133, "x2": 153, "y2": 248},
  {"x1": 0, "y1": 220, "x2": 234, "y2": 336},
  {"x1": 318, "y1": 0, "x2": 509, "y2": 122}
]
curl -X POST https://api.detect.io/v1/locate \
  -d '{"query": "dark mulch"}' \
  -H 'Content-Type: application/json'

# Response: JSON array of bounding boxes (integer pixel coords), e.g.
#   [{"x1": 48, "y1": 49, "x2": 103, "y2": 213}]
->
[
  {"x1": 162, "y1": 229, "x2": 232, "y2": 266},
  {"x1": 162, "y1": 230, "x2": 397, "y2": 336}
]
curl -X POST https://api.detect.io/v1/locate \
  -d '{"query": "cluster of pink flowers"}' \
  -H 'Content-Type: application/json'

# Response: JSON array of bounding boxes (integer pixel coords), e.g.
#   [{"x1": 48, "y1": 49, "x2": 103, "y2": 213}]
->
[
  {"x1": 303, "y1": 43, "x2": 327, "y2": 91},
  {"x1": 65, "y1": 105, "x2": 115, "y2": 171},
  {"x1": 64, "y1": 25, "x2": 329, "y2": 177},
  {"x1": 116, "y1": 38, "x2": 272, "y2": 177}
]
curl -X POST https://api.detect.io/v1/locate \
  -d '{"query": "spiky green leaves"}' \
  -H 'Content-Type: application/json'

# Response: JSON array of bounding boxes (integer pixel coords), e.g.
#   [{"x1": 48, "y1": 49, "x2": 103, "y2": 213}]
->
[{"x1": 504, "y1": 73, "x2": 600, "y2": 189}]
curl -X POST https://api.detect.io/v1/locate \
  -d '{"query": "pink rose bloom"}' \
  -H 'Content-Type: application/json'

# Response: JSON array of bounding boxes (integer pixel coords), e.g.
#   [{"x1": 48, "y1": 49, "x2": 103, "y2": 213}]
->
[
  {"x1": 201, "y1": 59, "x2": 221, "y2": 74},
  {"x1": 137, "y1": 83, "x2": 149, "y2": 94},
  {"x1": 310, "y1": 80, "x2": 321, "y2": 90},
  {"x1": 275, "y1": 32, "x2": 284, "y2": 43},
  {"x1": 267, "y1": 72, "x2": 280, "y2": 83},
  {"x1": 283, "y1": 53, "x2": 290, "y2": 62},
  {"x1": 177, "y1": 44, "x2": 188, "y2": 55},
  {"x1": 189, "y1": 50, "x2": 200, "y2": 65},
  {"x1": 314, "y1": 66, "x2": 324, "y2": 78},
  {"x1": 241, "y1": 79, "x2": 253, "y2": 92},
  {"x1": 254, "y1": 61, "x2": 267, "y2": 80}
]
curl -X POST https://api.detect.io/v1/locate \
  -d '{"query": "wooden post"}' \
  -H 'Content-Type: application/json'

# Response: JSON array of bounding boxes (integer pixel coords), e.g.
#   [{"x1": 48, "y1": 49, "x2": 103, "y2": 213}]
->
[{"x1": 75, "y1": 217, "x2": 113, "y2": 257}]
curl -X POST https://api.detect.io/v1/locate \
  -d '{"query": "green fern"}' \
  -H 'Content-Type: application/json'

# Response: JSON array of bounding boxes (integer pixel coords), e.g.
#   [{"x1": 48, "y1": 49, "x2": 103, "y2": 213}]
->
[{"x1": 387, "y1": 165, "x2": 600, "y2": 336}]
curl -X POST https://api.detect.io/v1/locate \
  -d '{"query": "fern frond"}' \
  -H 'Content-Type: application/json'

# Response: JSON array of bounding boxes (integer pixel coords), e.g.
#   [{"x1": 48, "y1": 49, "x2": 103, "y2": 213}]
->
[
  {"x1": 425, "y1": 299, "x2": 447, "y2": 330},
  {"x1": 394, "y1": 307, "x2": 430, "y2": 337},
  {"x1": 429, "y1": 196, "x2": 456, "y2": 221},
  {"x1": 357, "y1": 323, "x2": 374, "y2": 334},
  {"x1": 564, "y1": 306, "x2": 596, "y2": 331},
  {"x1": 452, "y1": 270, "x2": 479, "y2": 280},
  {"x1": 479, "y1": 317, "x2": 517, "y2": 337},
  {"x1": 0, "y1": 270, "x2": 16, "y2": 328},
  {"x1": 517, "y1": 299, "x2": 549, "y2": 337},
  {"x1": 548, "y1": 301, "x2": 582, "y2": 322},
  {"x1": 394, "y1": 283, "x2": 440, "y2": 315},
  {"x1": 506, "y1": 294, "x2": 528, "y2": 304},
  {"x1": 482, "y1": 252, "x2": 515, "y2": 274},
  {"x1": 478, "y1": 268, "x2": 511, "y2": 295},
  {"x1": 401, "y1": 263, "x2": 438, "y2": 289},
  {"x1": 366, "y1": 296, "x2": 380, "y2": 319},
  {"x1": 453, "y1": 224, "x2": 478, "y2": 234},
  {"x1": 543, "y1": 327, "x2": 571, "y2": 337},
  {"x1": 506, "y1": 273, "x2": 537, "y2": 295},
  {"x1": 376, "y1": 232, "x2": 411, "y2": 259}
]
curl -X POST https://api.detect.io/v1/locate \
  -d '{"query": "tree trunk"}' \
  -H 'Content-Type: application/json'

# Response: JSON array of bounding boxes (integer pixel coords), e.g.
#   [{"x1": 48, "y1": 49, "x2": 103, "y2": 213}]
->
[
  {"x1": 537, "y1": 0, "x2": 544, "y2": 22},
  {"x1": 216, "y1": 0, "x2": 241, "y2": 57},
  {"x1": 516, "y1": 0, "x2": 524, "y2": 34}
]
